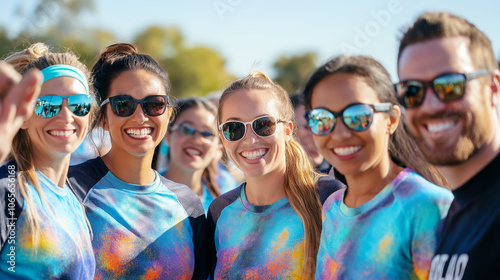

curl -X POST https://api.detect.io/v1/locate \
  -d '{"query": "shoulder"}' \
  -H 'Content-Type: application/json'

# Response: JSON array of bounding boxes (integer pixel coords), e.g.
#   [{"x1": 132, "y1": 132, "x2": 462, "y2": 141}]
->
[
  {"x1": 393, "y1": 169, "x2": 453, "y2": 217},
  {"x1": 316, "y1": 175, "x2": 346, "y2": 205},
  {"x1": 158, "y1": 174, "x2": 205, "y2": 219},
  {"x1": 68, "y1": 157, "x2": 108, "y2": 202},
  {"x1": 207, "y1": 184, "x2": 242, "y2": 225},
  {"x1": 395, "y1": 170, "x2": 453, "y2": 202}
]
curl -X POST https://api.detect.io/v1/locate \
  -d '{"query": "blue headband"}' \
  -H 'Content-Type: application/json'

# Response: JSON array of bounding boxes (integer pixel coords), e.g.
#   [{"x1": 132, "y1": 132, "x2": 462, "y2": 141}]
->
[{"x1": 40, "y1": 64, "x2": 89, "y2": 94}]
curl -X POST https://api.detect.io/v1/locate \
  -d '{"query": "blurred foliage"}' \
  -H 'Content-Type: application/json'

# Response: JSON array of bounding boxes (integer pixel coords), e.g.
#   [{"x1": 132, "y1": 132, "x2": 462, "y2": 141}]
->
[
  {"x1": 1, "y1": 0, "x2": 322, "y2": 98},
  {"x1": 273, "y1": 52, "x2": 318, "y2": 94}
]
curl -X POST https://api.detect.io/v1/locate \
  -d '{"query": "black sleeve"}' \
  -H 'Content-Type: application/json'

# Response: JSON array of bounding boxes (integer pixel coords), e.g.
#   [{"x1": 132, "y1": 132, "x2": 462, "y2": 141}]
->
[
  {"x1": 67, "y1": 157, "x2": 108, "y2": 202},
  {"x1": 0, "y1": 162, "x2": 24, "y2": 250},
  {"x1": 206, "y1": 186, "x2": 242, "y2": 280},
  {"x1": 316, "y1": 175, "x2": 345, "y2": 205},
  {"x1": 160, "y1": 176, "x2": 208, "y2": 280}
]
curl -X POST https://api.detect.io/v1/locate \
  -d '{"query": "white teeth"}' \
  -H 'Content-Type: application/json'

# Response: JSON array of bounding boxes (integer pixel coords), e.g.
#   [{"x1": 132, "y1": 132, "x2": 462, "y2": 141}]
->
[
  {"x1": 333, "y1": 146, "x2": 361, "y2": 156},
  {"x1": 241, "y1": 149, "x2": 266, "y2": 160},
  {"x1": 126, "y1": 128, "x2": 152, "y2": 138},
  {"x1": 49, "y1": 130, "x2": 74, "y2": 137},
  {"x1": 427, "y1": 121, "x2": 455, "y2": 133},
  {"x1": 185, "y1": 148, "x2": 201, "y2": 156}
]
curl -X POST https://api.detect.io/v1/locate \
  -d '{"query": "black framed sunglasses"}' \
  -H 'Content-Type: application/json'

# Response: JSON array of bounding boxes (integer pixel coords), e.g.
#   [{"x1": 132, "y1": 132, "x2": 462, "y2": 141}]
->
[
  {"x1": 35, "y1": 94, "x2": 92, "y2": 118},
  {"x1": 395, "y1": 69, "x2": 490, "y2": 108},
  {"x1": 218, "y1": 116, "x2": 285, "y2": 142},
  {"x1": 170, "y1": 123, "x2": 216, "y2": 139},
  {"x1": 305, "y1": 103, "x2": 392, "y2": 136},
  {"x1": 100, "y1": 95, "x2": 169, "y2": 117}
]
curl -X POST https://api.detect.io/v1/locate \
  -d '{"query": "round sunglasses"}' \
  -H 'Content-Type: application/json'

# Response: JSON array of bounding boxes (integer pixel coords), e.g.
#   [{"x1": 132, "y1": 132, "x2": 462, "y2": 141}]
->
[
  {"x1": 35, "y1": 94, "x2": 92, "y2": 118},
  {"x1": 218, "y1": 116, "x2": 285, "y2": 142},
  {"x1": 395, "y1": 69, "x2": 490, "y2": 108},
  {"x1": 100, "y1": 95, "x2": 169, "y2": 117},
  {"x1": 170, "y1": 122, "x2": 216, "y2": 139},
  {"x1": 305, "y1": 103, "x2": 392, "y2": 136}
]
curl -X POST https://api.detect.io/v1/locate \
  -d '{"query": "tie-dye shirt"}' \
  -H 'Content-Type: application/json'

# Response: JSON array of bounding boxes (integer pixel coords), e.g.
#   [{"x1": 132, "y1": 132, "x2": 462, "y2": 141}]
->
[
  {"x1": 316, "y1": 168, "x2": 453, "y2": 279},
  {"x1": 207, "y1": 176, "x2": 344, "y2": 279},
  {"x1": 68, "y1": 157, "x2": 207, "y2": 280},
  {"x1": 0, "y1": 162, "x2": 95, "y2": 279}
]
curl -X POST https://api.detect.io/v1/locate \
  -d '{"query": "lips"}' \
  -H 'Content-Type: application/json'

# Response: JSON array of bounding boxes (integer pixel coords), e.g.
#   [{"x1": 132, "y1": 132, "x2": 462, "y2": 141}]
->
[
  {"x1": 333, "y1": 146, "x2": 362, "y2": 156},
  {"x1": 125, "y1": 127, "x2": 153, "y2": 138},
  {"x1": 185, "y1": 147, "x2": 202, "y2": 156},
  {"x1": 426, "y1": 120, "x2": 457, "y2": 133},
  {"x1": 48, "y1": 130, "x2": 76, "y2": 137},
  {"x1": 241, "y1": 148, "x2": 267, "y2": 160}
]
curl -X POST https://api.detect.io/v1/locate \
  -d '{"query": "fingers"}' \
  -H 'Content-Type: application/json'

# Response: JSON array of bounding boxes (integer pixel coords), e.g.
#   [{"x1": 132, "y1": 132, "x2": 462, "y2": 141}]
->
[
  {"x1": 8, "y1": 69, "x2": 43, "y2": 119},
  {"x1": 0, "y1": 61, "x2": 22, "y2": 99}
]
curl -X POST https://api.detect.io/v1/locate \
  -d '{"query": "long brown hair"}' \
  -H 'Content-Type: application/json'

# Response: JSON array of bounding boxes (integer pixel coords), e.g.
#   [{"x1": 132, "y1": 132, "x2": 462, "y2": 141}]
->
[
  {"x1": 4, "y1": 42, "x2": 92, "y2": 247},
  {"x1": 218, "y1": 71, "x2": 322, "y2": 279},
  {"x1": 303, "y1": 55, "x2": 448, "y2": 188}
]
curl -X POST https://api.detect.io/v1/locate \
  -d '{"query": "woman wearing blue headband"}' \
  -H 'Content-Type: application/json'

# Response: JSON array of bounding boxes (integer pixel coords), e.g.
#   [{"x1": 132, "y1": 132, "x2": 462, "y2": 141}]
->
[{"x1": 0, "y1": 42, "x2": 95, "y2": 279}]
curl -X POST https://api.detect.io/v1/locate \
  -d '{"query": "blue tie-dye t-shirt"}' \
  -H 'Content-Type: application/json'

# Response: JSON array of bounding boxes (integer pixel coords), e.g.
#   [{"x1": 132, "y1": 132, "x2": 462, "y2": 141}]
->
[
  {"x1": 207, "y1": 176, "x2": 344, "y2": 279},
  {"x1": 0, "y1": 163, "x2": 95, "y2": 279},
  {"x1": 315, "y1": 168, "x2": 454, "y2": 279},
  {"x1": 68, "y1": 157, "x2": 207, "y2": 280}
]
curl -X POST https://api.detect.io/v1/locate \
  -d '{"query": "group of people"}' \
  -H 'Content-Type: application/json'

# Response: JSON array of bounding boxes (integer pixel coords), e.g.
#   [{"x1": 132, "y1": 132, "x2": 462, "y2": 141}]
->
[{"x1": 0, "y1": 10, "x2": 498, "y2": 280}]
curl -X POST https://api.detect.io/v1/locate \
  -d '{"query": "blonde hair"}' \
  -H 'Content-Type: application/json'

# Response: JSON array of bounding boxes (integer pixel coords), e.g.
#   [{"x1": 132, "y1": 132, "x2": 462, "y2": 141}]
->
[
  {"x1": 4, "y1": 42, "x2": 92, "y2": 248},
  {"x1": 218, "y1": 71, "x2": 322, "y2": 279}
]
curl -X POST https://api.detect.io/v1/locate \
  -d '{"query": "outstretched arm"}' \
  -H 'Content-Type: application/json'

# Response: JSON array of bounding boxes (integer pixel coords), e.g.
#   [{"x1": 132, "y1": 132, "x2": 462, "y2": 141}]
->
[{"x1": 0, "y1": 62, "x2": 42, "y2": 164}]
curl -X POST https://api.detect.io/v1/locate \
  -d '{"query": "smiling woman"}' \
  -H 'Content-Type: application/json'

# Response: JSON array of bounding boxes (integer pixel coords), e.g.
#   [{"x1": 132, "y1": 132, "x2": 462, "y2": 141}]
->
[
  {"x1": 206, "y1": 71, "x2": 344, "y2": 280},
  {"x1": 67, "y1": 43, "x2": 208, "y2": 279},
  {"x1": 0, "y1": 42, "x2": 95, "y2": 279}
]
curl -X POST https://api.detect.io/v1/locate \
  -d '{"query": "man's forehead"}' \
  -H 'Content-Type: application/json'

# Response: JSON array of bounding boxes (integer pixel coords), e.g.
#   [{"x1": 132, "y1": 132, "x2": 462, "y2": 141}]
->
[{"x1": 398, "y1": 37, "x2": 474, "y2": 80}]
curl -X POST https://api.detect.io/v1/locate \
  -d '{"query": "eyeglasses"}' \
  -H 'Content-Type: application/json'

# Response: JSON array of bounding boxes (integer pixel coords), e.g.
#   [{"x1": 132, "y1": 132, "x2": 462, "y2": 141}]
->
[
  {"x1": 100, "y1": 95, "x2": 169, "y2": 117},
  {"x1": 35, "y1": 94, "x2": 92, "y2": 118},
  {"x1": 218, "y1": 116, "x2": 285, "y2": 142},
  {"x1": 395, "y1": 69, "x2": 490, "y2": 108},
  {"x1": 305, "y1": 103, "x2": 392, "y2": 136},
  {"x1": 171, "y1": 123, "x2": 215, "y2": 139}
]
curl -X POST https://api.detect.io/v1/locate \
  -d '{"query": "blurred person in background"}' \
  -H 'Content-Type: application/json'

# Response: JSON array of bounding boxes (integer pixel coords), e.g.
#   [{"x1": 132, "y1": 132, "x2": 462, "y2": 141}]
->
[{"x1": 162, "y1": 97, "x2": 238, "y2": 214}]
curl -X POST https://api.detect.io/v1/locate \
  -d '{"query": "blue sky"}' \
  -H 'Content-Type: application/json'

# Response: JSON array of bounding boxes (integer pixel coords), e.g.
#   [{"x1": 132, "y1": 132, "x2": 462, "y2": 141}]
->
[{"x1": 1, "y1": 0, "x2": 499, "y2": 82}]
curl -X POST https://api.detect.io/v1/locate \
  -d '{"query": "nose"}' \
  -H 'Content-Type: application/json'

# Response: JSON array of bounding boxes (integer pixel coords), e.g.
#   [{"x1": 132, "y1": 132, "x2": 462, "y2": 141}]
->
[
  {"x1": 55, "y1": 99, "x2": 74, "y2": 123},
  {"x1": 241, "y1": 123, "x2": 259, "y2": 143},
  {"x1": 419, "y1": 85, "x2": 447, "y2": 114},
  {"x1": 131, "y1": 103, "x2": 149, "y2": 121},
  {"x1": 329, "y1": 118, "x2": 352, "y2": 141}
]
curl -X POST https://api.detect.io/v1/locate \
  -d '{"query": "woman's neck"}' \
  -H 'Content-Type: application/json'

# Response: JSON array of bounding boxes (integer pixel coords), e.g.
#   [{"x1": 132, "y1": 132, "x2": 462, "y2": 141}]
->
[
  {"x1": 163, "y1": 165, "x2": 204, "y2": 197},
  {"x1": 102, "y1": 148, "x2": 156, "y2": 185},
  {"x1": 33, "y1": 154, "x2": 71, "y2": 188},
  {"x1": 344, "y1": 158, "x2": 403, "y2": 208},
  {"x1": 244, "y1": 168, "x2": 287, "y2": 206}
]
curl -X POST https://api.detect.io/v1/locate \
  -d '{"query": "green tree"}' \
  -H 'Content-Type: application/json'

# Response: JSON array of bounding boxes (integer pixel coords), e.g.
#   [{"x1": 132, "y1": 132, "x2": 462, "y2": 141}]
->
[
  {"x1": 133, "y1": 26, "x2": 234, "y2": 98},
  {"x1": 273, "y1": 52, "x2": 318, "y2": 94},
  {"x1": 165, "y1": 46, "x2": 234, "y2": 97}
]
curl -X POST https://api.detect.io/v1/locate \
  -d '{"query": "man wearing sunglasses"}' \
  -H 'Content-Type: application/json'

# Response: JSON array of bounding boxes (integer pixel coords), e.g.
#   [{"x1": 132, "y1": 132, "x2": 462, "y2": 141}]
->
[{"x1": 397, "y1": 12, "x2": 500, "y2": 279}]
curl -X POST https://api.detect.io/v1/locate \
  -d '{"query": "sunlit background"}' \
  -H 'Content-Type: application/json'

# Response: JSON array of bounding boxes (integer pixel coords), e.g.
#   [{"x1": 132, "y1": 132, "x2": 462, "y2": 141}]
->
[{"x1": 1, "y1": 0, "x2": 499, "y2": 98}]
